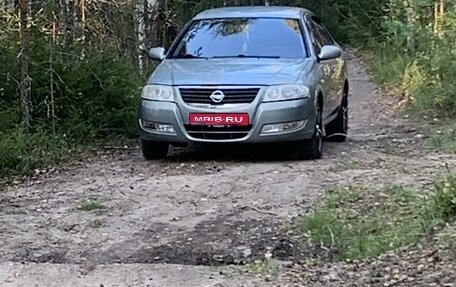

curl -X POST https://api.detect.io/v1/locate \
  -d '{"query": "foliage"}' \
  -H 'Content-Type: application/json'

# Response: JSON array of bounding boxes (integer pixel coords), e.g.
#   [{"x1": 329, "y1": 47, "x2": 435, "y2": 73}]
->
[
  {"x1": 433, "y1": 174, "x2": 456, "y2": 220},
  {"x1": 0, "y1": 1, "x2": 142, "y2": 178},
  {"x1": 247, "y1": 258, "x2": 281, "y2": 275},
  {"x1": 0, "y1": 40, "x2": 141, "y2": 178},
  {"x1": 299, "y1": 185, "x2": 444, "y2": 260},
  {"x1": 0, "y1": 128, "x2": 71, "y2": 177},
  {"x1": 427, "y1": 123, "x2": 456, "y2": 153},
  {"x1": 361, "y1": 2, "x2": 456, "y2": 119}
]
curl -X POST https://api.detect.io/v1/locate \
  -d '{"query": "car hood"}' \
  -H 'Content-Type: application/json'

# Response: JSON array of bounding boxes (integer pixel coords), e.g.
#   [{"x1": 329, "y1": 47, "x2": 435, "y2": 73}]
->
[{"x1": 148, "y1": 58, "x2": 312, "y2": 86}]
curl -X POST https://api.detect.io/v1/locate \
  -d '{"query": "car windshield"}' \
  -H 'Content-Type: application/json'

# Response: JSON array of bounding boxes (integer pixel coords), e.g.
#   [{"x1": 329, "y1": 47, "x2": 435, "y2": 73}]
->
[{"x1": 170, "y1": 18, "x2": 306, "y2": 59}]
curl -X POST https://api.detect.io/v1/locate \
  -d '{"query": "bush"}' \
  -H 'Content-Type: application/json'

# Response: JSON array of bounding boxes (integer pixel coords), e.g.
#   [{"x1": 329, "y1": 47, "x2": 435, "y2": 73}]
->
[
  {"x1": 428, "y1": 123, "x2": 456, "y2": 153},
  {"x1": 50, "y1": 45, "x2": 141, "y2": 141},
  {"x1": 433, "y1": 174, "x2": 456, "y2": 220},
  {"x1": 0, "y1": 31, "x2": 142, "y2": 178},
  {"x1": 0, "y1": 128, "x2": 71, "y2": 177}
]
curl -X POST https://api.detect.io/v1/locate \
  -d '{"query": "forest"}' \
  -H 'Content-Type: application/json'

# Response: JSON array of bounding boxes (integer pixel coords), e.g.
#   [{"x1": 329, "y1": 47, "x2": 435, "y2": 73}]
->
[{"x1": 0, "y1": 0, "x2": 455, "y2": 177}]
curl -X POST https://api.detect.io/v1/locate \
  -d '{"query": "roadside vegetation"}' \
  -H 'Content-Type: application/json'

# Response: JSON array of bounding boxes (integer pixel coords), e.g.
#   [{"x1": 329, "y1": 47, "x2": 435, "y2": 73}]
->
[
  {"x1": 427, "y1": 122, "x2": 456, "y2": 153},
  {"x1": 0, "y1": 1, "x2": 142, "y2": 179},
  {"x1": 299, "y1": 174, "x2": 456, "y2": 260},
  {"x1": 0, "y1": 0, "x2": 454, "y2": 178},
  {"x1": 79, "y1": 199, "x2": 105, "y2": 212}
]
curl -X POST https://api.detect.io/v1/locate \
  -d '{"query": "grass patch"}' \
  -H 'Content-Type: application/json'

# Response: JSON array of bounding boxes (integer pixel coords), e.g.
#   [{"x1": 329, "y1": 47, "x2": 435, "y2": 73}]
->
[
  {"x1": 80, "y1": 199, "x2": 105, "y2": 212},
  {"x1": 433, "y1": 174, "x2": 456, "y2": 220},
  {"x1": 0, "y1": 129, "x2": 73, "y2": 180},
  {"x1": 299, "y1": 184, "x2": 448, "y2": 260},
  {"x1": 0, "y1": 127, "x2": 135, "y2": 182},
  {"x1": 247, "y1": 258, "x2": 281, "y2": 275},
  {"x1": 365, "y1": 49, "x2": 412, "y2": 90},
  {"x1": 427, "y1": 123, "x2": 456, "y2": 153},
  {"x1": 218, "y1": 258, "x2": 281, "y2": 279}
]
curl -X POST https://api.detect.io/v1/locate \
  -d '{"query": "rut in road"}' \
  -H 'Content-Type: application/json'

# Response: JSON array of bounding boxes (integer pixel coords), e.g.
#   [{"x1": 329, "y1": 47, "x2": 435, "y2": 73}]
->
[{"x1": 1, "y1": 56, "x2": 454, "y2": 268}]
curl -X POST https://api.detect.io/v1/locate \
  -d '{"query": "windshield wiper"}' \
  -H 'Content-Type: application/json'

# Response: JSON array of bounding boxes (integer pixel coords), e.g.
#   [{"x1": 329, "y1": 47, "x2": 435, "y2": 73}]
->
[
  {"x1": 212, "y1": 55, "x2": 281, "y2": 59},
  {"x1": 173, "y1": 54, "x2": 208, "y2": 59}
]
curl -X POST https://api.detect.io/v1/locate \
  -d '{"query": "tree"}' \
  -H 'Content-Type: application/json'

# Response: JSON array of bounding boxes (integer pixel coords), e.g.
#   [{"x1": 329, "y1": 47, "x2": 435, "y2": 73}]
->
[{"x1": 19, "y1": 0, "x2": 31, "y2": 130}]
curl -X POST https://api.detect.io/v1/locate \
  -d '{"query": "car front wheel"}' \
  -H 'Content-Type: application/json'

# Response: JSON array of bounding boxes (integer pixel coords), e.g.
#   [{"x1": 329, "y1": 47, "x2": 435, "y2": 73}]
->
[
  {"x1": 141, "y1": 140, "x2": 169, "y2": 160},
  {"x1": 295, "y1": 105, "x2": 323, "y2": 160}
]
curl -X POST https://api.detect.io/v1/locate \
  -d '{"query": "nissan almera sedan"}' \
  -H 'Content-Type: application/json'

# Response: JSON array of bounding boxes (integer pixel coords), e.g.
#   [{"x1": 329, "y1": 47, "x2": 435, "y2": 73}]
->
[{"x1": 139, "y1": 6, "x2": 348, "y2": 160}]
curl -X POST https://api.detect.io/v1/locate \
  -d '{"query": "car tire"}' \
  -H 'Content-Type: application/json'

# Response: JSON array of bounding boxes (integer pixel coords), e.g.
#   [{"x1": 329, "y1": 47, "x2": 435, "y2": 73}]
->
[
  {"x1": 141, "y1": 140, "x2": 169, "y2": 160},
  {"x1": 295, "y1": 105, "x2": 323, "y2": 160},
  {"x1": 326, "y1": 91, "x2": 348, "y2": 142}
]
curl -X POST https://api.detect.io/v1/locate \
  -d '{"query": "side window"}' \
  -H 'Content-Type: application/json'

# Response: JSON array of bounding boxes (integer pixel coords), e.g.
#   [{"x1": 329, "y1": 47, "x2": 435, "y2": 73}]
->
[
  {"x1": 315, "y1": 23, "x2": 334, "y2": 46},
  {"x1": 307, "y1": 20, "x2": 325, "y2": 54}
]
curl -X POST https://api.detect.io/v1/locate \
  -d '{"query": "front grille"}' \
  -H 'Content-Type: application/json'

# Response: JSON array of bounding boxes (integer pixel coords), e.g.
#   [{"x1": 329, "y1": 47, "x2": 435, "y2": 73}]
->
[
  {"x1": 185, "y1": 125, "x2": 251, "y2": 140},
  {"x1": 179, "y1": 88, "x2": 260, "y2": 105}
]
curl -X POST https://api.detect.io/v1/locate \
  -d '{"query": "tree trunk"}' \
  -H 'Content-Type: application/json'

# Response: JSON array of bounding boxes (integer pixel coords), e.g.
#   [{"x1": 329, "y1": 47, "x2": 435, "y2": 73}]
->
[
  {"x1": 67, "y1": 0, "x2": 75, "y2": 42},
  {"x1": 80, "y1": 0, "x2": 87, "y2": 41},
  {"x1": 59, "y1": 0, "x2": 69, "y2": 43},
  {"x1": 405, "y1": 0, "x2": 416, "y2": 52},
  {"x1": 137, "y1": 0, "x2": 146, "y2": 74},
  {"x1": 19, "y1": 0, "x2": 31, "y2": 130},
  {"x1": 434, "y1": 0, "x2": 445, "y2": 37}
]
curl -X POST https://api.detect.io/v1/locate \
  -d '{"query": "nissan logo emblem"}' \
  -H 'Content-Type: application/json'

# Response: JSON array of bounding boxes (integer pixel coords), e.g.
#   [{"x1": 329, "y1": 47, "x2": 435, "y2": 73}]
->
[{"x1": 210, "y1": 90, "x2": 225, "y2": 103}]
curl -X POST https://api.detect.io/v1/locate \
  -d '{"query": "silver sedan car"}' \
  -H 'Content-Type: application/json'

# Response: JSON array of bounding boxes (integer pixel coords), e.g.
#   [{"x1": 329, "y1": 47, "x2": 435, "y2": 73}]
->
[{"x1": 139, "y1": 6, "x2": 348, "y2": 160}]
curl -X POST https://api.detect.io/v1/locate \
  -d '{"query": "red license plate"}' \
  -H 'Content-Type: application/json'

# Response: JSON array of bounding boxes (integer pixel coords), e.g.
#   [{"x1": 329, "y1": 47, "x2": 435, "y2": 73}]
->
[{"x1": 189, "y1": 113, "x2": 249, "y2": 126}]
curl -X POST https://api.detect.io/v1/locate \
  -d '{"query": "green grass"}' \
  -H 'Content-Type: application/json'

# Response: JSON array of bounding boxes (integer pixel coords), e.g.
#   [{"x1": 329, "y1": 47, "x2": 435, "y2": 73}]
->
[
  {"x1": 427, "y1": 123, "x2": 456, "y2": 153},
  {"x1": 366, "y1": 50, "x2": 413, "y2": 90},
  {"x1": 217, "y1": 258, "x2": 281, "y2": 279},
  {"x1": 247, "y1": 258, "x2": 281, "y2": 275},
  {"x1": 79, "y1": 199, "x2": 105, "y2": 212},
  {"x1": 361, "y1": 40, "x2": 456, "y2": 120},
  {"x1": 0, "y1": 127, "x2": 134, "y2": 182},
  {"x1": 433, "y1": 174, "x2": 456, "y2": 220},
  {"x1": 298, "y1": 184, "x2": 447, "y2": 260},
  {"x1": 0, "y1": 42, "x2": 141, "y2": 181},
  {"x1": 0, "y1": 129, "x2": 72, "y2": 180}
]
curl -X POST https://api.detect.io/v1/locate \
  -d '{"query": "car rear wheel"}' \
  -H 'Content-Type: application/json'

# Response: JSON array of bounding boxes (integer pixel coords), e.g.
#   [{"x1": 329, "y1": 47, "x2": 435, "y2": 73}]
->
[
  {"x1": 141, "y1": 140, "x2": 169, "y2": 160},
  {"x1": 326, "y1": 91, "x2": 348, "y2": 142},
  {"x1": 295, "y1": 105, "x2": 323, "y2": 160}
]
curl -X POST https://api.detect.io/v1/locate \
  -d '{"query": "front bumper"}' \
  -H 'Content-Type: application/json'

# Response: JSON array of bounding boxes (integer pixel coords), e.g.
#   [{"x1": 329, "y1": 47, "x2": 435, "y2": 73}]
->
[{"x1": 139, "y1": 88, "x2": 315, "y2": 144}]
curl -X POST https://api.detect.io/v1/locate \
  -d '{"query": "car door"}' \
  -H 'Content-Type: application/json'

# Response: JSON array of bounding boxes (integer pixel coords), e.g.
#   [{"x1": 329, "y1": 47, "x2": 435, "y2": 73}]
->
[
  {"x1": 316, "y1": 23, "x2": 345, "y2": 118},
  {"x1": 307, "y1": 19, "x2": 343, "y2": 121}
]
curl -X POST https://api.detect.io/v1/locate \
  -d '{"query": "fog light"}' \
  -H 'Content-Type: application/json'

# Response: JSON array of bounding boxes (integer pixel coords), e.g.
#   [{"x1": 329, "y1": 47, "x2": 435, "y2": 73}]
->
[
  {"x1": 261, "y1": 120, "x2": 307, "y2": 135},
  {"x1": 141, "y1": 120, "x2": 176, "y2": 134}
]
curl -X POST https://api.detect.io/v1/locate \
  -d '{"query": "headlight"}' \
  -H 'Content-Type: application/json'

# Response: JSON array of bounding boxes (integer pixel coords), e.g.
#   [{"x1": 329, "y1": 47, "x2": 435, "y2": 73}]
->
[
  {"x1": 141, "y1": 85, "x2": 174, "y2": 102},
  {"x1": 263, "y1": 85, "x2": 310, "y2": 102}
]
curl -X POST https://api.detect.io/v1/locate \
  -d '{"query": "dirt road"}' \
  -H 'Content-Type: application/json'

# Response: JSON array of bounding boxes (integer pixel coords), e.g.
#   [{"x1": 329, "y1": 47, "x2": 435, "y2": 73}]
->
[{"x1": 1, "y1": 56, "x2": 455, "y2": 287}]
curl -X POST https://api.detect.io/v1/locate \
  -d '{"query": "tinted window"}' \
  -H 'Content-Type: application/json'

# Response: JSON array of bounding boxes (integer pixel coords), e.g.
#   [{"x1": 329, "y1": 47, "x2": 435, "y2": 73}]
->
[
  {"x1": 170, "y1": 18, "x2": 307, "y2": 59},
  {"x1": 315, "y1": 23, "x2": 334, "y2": 46},
  {"x1": 308, "y1": 20, "x2": 334, "y2": 53}
]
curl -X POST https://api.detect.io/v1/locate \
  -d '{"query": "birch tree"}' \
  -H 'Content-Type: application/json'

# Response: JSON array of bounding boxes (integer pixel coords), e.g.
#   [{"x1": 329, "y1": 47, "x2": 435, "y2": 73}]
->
[{"x1": 131, "y1": 0, "x2": 157, "y2": 73}]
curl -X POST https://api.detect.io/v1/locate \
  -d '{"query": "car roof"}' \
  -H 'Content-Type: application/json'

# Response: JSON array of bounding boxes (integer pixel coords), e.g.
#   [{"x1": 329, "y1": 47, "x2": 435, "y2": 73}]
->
[{"x1": 193, "y1": 6, "x2": 312, "y2": 20}]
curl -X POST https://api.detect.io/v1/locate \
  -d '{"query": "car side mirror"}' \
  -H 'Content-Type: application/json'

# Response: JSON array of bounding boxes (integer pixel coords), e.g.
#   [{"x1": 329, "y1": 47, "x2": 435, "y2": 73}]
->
[
  {"x1": 148, "y1": 47, "x2": 166, "y2": 61},
  {"x1": 318, "y1": 45, "x2": 342, "y2": 62}
]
